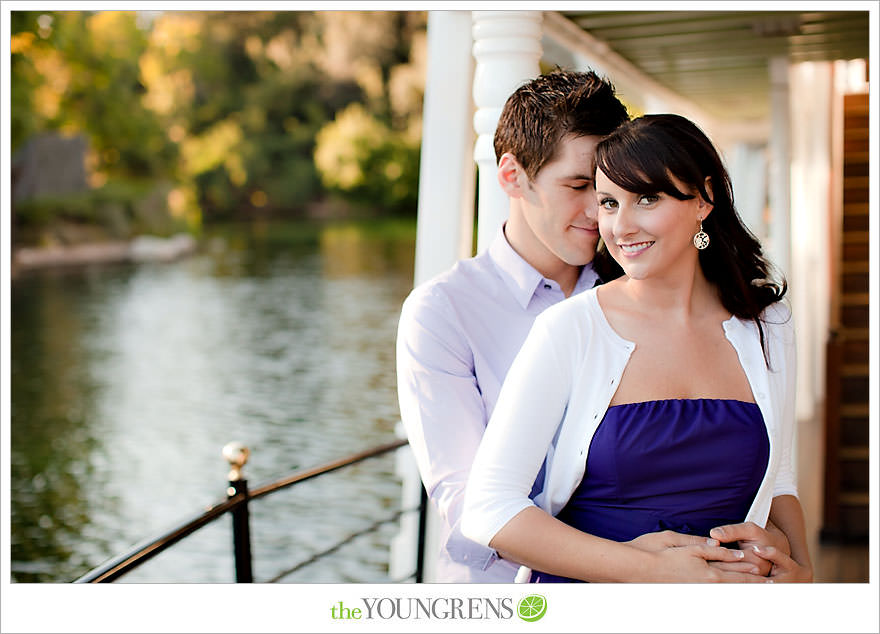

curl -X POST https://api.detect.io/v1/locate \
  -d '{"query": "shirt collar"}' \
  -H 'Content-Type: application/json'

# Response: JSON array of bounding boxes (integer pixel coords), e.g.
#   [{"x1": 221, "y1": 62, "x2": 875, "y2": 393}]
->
[{"x1": 488, "y1": 224, "x2": 599, "y2": 309}]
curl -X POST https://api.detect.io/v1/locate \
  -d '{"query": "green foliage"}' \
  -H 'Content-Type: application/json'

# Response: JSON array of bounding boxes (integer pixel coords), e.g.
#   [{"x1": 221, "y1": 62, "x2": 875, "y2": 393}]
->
[
  {"x1": 10, "y1": 10, "x2": 427, "y2": 238},
  {"x1": 314, "y1": 103, "x2": 420, "y2": 215},
  {"x1": 14, "y1": 179, "x2": 190, "y2": 239},
  {"x1": 11, "y1": 12, "x2": 173, "y2": 177}
]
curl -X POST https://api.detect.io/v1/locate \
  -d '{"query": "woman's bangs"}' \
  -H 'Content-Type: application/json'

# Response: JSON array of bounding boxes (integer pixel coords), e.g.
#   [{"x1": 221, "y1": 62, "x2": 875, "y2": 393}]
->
[{"x1": 599, "y1": 140, "x2": 688, "y2": 199}]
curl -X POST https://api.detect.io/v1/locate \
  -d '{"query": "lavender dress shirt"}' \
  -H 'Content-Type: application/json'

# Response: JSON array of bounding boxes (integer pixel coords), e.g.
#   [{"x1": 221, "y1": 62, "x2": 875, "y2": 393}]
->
[{"x1": 396, "y1": 226, "x2": 599, "y2": 582}]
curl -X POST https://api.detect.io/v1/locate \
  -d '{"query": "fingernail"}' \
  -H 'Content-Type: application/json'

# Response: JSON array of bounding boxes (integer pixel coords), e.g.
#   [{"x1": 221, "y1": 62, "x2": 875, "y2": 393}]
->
[
  {"x1": 751, "y1": 567, "x2": 760, "y2": 574},
  {"x1": 706, "y1": 538, "x2": 719, "y2": 546},
  {"x1": 752, "y1": 545, "x2": 762, "y2": 554},
  {"x1": 766, "y1": 579, "x2": 775, "y2": 584},
  {"x1": 735, "y1": 550, "x2": 745, "y2": 559}
]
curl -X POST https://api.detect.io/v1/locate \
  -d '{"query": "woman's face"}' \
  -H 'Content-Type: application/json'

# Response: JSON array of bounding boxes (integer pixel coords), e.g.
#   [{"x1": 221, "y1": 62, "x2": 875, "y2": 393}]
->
[{"x1": 595, "y1": 167, "x2": 711, "y2": 281}]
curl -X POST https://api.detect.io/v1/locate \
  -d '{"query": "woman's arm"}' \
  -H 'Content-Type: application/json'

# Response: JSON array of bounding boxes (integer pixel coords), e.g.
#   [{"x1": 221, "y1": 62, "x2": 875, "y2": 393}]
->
[
  {"x1": 461, "y1": 314, "x2": 577, "y2": 549},
  {"x1": 491, "y1": 506, "x2": 764, "y2": 582}
]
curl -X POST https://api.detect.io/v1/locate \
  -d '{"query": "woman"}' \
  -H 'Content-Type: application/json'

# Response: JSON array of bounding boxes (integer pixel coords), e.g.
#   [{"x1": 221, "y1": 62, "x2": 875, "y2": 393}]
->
[{"x1": 461, "y1": 114, "x2": 812, "y2": 582}]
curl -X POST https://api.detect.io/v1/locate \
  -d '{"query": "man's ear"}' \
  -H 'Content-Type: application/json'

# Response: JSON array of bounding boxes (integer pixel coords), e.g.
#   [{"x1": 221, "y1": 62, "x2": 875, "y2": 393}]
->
[{"x1": 497, "y1": 152, "x2": 529, "y2": 198}]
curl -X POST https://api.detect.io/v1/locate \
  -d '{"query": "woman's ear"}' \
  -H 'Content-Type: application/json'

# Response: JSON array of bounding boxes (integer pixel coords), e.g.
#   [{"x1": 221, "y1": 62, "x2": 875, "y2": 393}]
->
[
  {"x1": 699, "y1": 176, "x2": 715, "y2": 218},
  {"x1": 497, "y1": 152, "x2": 528, "y2": 198}
]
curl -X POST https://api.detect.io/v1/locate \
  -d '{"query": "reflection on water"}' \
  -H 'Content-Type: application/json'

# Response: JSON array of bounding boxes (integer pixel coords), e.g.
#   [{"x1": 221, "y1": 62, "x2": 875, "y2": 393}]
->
[{"x1": 11, "y1": 220, "x2": 416, "y2": 582}]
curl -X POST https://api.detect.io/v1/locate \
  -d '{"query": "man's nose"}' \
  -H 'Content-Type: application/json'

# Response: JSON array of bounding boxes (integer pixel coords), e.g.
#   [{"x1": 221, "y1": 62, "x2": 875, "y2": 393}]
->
[{"x1": 583, "y1": 196, "x2": 598, "y2": 222}]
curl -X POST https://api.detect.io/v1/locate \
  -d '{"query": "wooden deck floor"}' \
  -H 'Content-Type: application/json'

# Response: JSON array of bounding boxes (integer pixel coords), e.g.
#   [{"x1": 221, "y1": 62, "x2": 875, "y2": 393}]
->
[
  {"x1": 812, "y1": 541, "x2": 870, "y2": 582},
  {"x1": 798, "y1": 403, "x2": 872, "y2": 583}
]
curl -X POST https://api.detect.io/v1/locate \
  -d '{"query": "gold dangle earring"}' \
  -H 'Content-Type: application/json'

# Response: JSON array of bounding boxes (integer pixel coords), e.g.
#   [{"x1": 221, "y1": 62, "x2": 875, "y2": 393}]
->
[{"x1": 693, "y1": 218, "x2": 710, "y2": 250}]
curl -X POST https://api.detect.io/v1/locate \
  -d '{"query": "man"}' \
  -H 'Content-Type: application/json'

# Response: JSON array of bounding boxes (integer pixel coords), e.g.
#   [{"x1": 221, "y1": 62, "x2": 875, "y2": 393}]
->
[
  {"x1": 396, "y1": 70, "x2": 793, "y2": 582},
  {"x1": 397, "y1": 70, "x2": 628, "y2": 582}
]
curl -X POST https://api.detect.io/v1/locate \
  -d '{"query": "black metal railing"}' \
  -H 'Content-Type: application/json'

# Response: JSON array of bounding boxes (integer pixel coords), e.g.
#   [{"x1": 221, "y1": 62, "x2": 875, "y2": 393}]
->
[{"x1": 73, "y1": 438, "x2": 427, "y2": 583}]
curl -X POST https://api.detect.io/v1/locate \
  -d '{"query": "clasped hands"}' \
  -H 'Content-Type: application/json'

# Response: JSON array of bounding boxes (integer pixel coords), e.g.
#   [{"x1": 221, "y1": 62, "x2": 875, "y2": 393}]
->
[{"x1": 626, "y1": 521, "x2": 810, "y2": 582}]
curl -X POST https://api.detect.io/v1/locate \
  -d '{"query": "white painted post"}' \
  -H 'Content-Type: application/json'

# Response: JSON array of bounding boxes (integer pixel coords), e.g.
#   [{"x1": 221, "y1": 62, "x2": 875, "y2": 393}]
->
[
  {"x1": 390, "y1": 10, "x2": 475, "y2": 584},
  {"x1": 727, "y1": 142, "x2": 768, "y2": 243},
  {"x1": 789, "y1": 61, "x2": 834, "y2": 421},
  {"x1": 413, "y1": 11, "x2": 477, "y2": 284},
  {"x1": 767, "y1": 56, "x2": 792, "y2": 278},
  {"x1": 472, "y1": 10, "x2": 543, "y2": 253}
]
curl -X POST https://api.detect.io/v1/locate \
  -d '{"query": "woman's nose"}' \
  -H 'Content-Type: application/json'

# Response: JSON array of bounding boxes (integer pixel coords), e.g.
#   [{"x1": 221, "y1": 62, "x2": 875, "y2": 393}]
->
[{"x1": 613, "y1": 206, "x2": 637, "y2": 237}]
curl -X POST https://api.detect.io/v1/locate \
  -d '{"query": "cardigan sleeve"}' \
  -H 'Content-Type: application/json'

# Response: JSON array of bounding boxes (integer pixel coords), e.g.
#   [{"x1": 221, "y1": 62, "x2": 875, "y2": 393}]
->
[
  {"x1": 769, "y1": 303, "x2": 799, "y2": 498},
  {"x1": 461, "y1": 313, "x2": 575, "y2": 547}
]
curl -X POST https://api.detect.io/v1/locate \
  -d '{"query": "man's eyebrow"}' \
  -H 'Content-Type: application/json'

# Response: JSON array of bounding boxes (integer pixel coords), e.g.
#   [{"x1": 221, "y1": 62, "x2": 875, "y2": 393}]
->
[{"x1": 560, "y1": 173, "x2": 593, "y2": 181}]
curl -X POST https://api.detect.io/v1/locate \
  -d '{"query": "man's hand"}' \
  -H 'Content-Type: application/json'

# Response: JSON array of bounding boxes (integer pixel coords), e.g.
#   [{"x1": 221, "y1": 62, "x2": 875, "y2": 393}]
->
[
  {"x1": 708, "y1": 521, "x2": 791, "y2": 577},
  {"x1": 750, "y1": 545, "x2": 813, "y2": 582}
]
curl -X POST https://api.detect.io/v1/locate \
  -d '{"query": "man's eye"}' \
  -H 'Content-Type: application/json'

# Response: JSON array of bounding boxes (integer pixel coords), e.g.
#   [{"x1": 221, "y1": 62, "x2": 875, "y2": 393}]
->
[{"x1": 570, "y1": 182, "x2": 591, "y2": 191}]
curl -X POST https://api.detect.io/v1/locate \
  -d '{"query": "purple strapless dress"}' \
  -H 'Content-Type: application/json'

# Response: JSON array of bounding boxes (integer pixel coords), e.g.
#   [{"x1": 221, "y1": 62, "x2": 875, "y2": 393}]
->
[{"x1": 531, "y1": 398, "x2": 769, "y2": 583}]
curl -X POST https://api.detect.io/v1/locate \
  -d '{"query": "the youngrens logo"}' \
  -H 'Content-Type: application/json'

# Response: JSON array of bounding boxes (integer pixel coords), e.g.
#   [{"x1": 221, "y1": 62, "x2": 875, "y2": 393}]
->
[
  {"x1": 329, "y1": 595, "x2": 547, "y2": 622},
  {"x1": 517, "y1": 595, "x2": 547, "y2": 622}
]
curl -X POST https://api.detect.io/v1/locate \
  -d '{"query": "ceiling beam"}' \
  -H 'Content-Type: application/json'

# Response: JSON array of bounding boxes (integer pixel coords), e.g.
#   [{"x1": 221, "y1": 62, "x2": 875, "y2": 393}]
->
[{"x1": 541, "y1": 10, "x2": 769, "y2": 143}]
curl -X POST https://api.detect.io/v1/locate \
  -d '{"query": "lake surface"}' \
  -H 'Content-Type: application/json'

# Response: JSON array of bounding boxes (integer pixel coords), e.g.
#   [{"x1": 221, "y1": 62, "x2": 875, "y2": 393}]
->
[{"x1": 10, "y1": 219, "x2": 417, "y2": 583}]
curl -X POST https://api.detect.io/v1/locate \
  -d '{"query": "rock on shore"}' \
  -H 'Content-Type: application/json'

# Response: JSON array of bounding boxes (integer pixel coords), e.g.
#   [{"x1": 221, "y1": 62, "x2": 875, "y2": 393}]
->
[{"x1": 12, "y1": 234, "x2": 197, "y2": 275}]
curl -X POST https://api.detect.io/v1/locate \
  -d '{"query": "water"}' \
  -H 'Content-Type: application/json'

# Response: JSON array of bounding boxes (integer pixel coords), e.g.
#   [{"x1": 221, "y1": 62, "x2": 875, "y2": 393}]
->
[{"x1": 10, "y1": 219, "x2": 417, "y2": 583}]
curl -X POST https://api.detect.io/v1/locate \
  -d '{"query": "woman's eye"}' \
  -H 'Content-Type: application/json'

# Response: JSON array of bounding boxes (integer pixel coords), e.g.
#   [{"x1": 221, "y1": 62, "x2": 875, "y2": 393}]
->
[
  {"x1": 638, "y1": 194, "x2": 659, "y2": 205},
  {"x1": 599, "y1": 198, "x2": 617, "y2": 210}
]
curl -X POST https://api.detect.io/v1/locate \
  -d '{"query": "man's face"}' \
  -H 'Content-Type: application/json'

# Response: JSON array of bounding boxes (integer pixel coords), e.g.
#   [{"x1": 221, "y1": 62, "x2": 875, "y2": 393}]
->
[{"x1": 518, "y1": 134, "x2": 602, "y2": 267}]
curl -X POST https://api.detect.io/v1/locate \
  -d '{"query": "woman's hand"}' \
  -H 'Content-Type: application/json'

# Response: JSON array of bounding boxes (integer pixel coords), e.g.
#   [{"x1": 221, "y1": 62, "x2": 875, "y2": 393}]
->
[
  {"x1": 647, "y1": 544, "x2": 768, "y2": 583},
  {"x1": 627, "y1": 530, "x2": 720, "y2": 552}
]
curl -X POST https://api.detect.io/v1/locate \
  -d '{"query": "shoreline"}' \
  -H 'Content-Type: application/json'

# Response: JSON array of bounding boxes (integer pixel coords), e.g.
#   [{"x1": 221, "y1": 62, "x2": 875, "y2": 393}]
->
[{"x1": 11, "y1": 234, "x2": 198, "y2": 278}]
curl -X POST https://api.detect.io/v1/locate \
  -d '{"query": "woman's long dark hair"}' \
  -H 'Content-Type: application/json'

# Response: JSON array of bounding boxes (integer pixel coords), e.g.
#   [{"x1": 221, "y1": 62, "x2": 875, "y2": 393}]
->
[{"x1": 593, "y1": 114, "x2": 787, "y2": 364}]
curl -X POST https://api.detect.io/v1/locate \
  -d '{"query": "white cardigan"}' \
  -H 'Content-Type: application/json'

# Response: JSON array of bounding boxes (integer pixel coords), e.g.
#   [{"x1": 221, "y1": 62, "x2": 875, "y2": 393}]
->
[{"x1": 461, "y1": 287, "x2": 798, "y2": 552}]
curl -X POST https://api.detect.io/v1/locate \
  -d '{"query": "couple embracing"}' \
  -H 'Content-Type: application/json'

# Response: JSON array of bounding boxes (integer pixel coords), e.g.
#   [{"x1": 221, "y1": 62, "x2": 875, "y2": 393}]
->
[{"x1": 397, "y1": 70, "x2": 812, "y2": 584}]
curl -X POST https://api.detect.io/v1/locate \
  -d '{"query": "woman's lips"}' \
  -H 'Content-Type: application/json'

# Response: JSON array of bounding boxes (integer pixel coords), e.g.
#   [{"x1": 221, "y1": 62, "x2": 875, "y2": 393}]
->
[{"x1": 618, "y1": 241, "x2": 654, "y2": 256}]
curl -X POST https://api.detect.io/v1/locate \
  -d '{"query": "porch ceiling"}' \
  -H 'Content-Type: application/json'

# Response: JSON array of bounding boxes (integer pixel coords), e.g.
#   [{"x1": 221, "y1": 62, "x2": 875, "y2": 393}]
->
[{"x1": 557, "y1": 10, "x2": 870, "y2": 121}]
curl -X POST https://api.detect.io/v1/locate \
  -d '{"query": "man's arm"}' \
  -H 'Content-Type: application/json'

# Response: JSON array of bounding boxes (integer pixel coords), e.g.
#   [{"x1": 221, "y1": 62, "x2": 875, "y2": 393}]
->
[
  {"x1": 765, "y1": 494, "x2": 813, "y2": 580},
  {"x1": 396, "y1": 287, "x2": 494, "y2": 564}
]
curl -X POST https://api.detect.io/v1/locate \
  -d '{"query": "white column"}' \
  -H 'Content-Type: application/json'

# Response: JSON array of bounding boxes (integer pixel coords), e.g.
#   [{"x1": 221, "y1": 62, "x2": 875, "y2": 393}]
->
[
  {"x1": 413, "y1": 11, "x2": 476, "y2": 285},
  {"x1": 727, "y1": 142, "x2": 768, "y2": 243},
  {"x1": 789, "y1": 61, "x2": 834, "y2": 420},
  {"x1": 472, "y1": 10, "x2": 543, "y2": 252},
  {"x1": 787, "y1": 61, "x2": 836, "y2": 561},
  {"x1": 767, "y1": 56, "x2": 792, "y2": 278},
  {"x1": 390, "y1": 10, "x2": 474, "y2": 584}
]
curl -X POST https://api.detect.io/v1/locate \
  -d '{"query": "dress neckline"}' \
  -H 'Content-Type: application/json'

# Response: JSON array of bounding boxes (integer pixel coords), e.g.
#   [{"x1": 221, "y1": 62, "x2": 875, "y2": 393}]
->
[{"x1": 608, "y1": 398, "x2": 758, "y2": 410}]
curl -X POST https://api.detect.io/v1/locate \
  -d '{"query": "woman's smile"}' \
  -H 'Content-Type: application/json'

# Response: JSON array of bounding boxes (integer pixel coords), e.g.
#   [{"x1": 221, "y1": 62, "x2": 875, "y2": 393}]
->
[{"x1": 618, "y1": 240, "x2": 655, "y2": 256}]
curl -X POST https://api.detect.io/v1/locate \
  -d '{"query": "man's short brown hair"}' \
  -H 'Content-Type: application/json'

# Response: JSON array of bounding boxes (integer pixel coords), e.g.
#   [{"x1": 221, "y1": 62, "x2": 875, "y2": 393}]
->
[{"x1": 494, "y1": 70, "x2": 629, "y2": 180}]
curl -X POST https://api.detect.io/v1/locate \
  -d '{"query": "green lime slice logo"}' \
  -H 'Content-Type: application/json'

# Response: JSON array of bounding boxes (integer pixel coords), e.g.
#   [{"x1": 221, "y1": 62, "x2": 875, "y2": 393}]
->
[{"x1": 517, "y1": 594, "x2": 547, "y2": 622}]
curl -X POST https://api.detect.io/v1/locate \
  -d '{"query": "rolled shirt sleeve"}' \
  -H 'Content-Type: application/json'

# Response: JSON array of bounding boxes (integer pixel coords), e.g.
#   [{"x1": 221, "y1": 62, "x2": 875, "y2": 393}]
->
[{"x1": 396, "y1": 286, "x2": 497, "y2": 564}]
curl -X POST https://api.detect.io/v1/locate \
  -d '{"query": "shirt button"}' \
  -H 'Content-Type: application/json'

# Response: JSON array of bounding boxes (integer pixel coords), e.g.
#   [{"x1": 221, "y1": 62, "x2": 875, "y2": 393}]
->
[{"x1": 543, "y1": 283, "x2": 551, "y2": 289}]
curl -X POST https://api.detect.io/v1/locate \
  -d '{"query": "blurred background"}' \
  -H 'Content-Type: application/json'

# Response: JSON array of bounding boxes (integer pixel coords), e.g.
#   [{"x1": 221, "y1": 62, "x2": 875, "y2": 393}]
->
[
  {"x1": 9, "y1": 10, "x2": 427, "y2": 583},
  {"x1": 11, "y1": 10, "x2": 426, "y2": 241}
]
